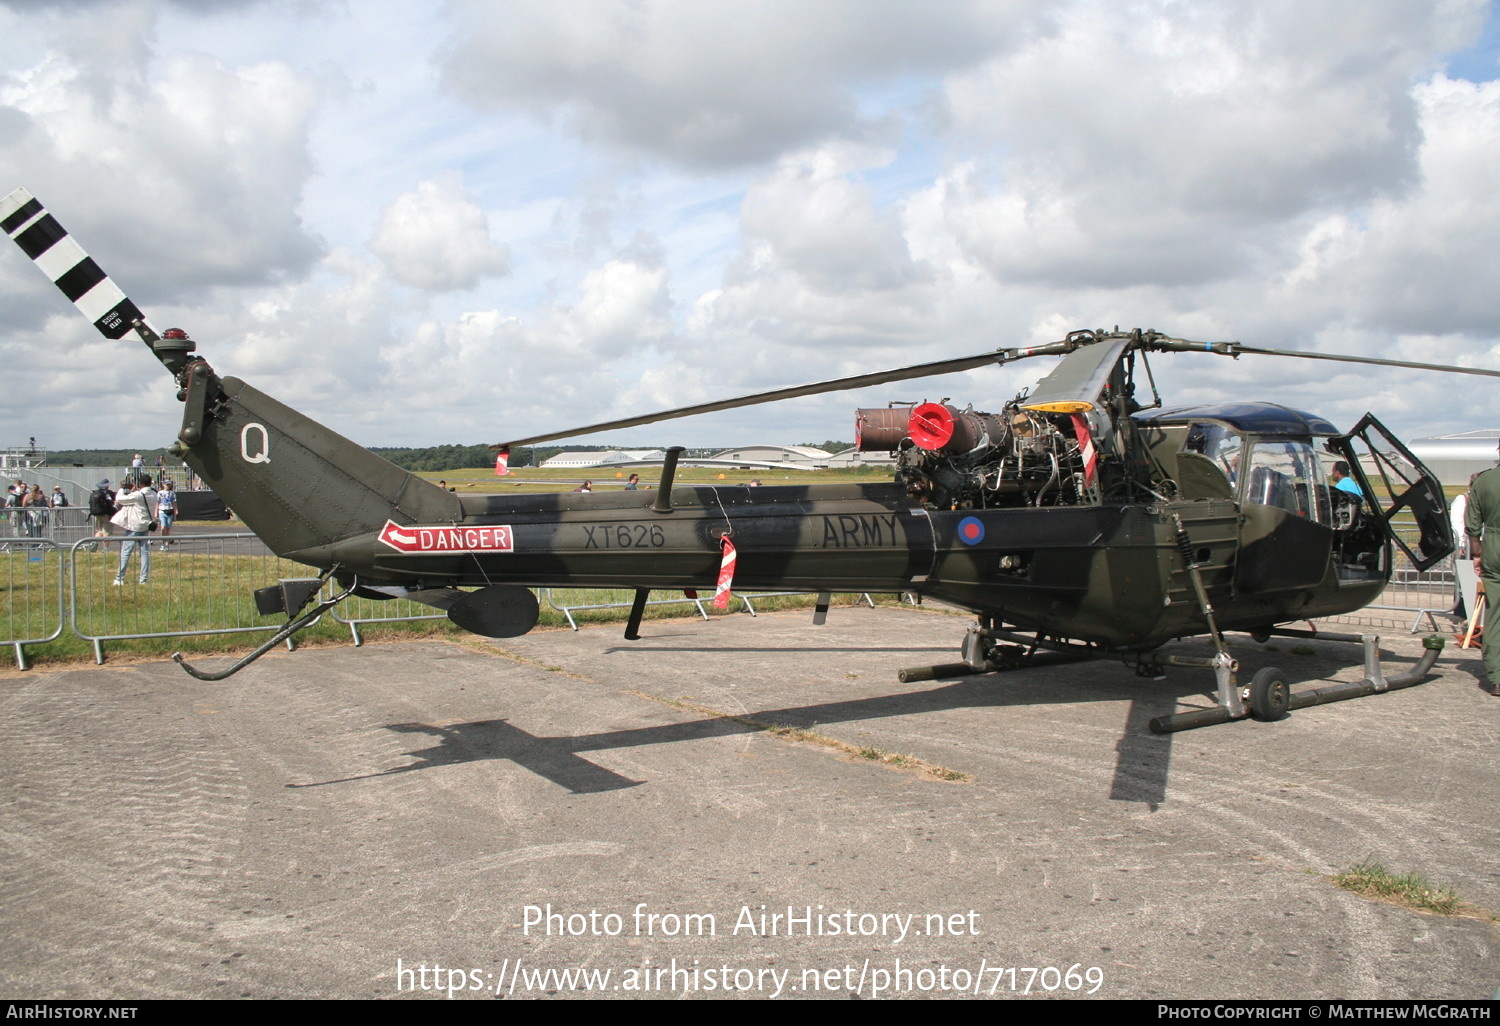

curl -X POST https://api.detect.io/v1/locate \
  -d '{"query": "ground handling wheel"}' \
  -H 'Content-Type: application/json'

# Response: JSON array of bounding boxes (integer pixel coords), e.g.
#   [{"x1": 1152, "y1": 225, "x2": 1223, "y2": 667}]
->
[{"x1": 1248, "y1": 666, "x2": 1291, "y2": 721}]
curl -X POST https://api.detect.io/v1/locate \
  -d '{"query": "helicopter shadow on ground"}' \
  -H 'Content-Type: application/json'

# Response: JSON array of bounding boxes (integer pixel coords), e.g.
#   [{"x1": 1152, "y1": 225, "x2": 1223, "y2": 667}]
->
[
  {"x1": 598, "y1": 640, "x2": 1305, "y2": 810},
  {"x1": 289, "y1": 661, "x2": 1223, "y2": 807},
  {"x1": 601, "y1": 644, "x2": 957, "y2": 655}
]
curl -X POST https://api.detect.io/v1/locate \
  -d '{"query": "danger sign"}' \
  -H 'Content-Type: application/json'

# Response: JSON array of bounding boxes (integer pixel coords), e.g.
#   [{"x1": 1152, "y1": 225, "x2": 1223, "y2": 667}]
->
[{"x1": 377, "y1": 520, "x2": 514, "y2": 554}]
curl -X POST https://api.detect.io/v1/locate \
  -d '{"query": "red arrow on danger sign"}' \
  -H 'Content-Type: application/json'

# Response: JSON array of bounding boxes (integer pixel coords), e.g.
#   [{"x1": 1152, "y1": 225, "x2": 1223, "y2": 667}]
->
[{"x1": 377, "y1": 520, "x2": 514, "y2": 554}]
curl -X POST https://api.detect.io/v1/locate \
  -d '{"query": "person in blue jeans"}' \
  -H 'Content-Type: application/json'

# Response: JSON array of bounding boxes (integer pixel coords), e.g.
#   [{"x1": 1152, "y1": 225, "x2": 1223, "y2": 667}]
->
[{"x1": 112, "y1": 475, "x2": 156, "y2": 585}]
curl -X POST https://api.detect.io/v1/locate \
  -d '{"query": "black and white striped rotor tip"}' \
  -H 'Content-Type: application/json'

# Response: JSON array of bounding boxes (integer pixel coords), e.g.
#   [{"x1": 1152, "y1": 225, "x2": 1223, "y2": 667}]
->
[{"x1": 2, "y1": 186, "x2": 150, "y2": 340}]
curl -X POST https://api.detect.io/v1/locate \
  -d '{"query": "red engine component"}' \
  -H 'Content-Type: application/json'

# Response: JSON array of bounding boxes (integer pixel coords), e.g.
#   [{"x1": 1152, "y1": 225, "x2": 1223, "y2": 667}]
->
[{"x1": 908, "y1": 403, "x2": 1008, "y2": 454}]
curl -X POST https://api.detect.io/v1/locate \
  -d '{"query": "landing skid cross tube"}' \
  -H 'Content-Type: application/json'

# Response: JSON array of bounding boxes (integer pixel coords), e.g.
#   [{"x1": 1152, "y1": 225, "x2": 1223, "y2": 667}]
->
[
  {"x1": 898, "y1": 622, "x2": 1101, "y2": 683},
  {"x1": 1147, "y1": 632, "x2": 1446, "y2": 734},
  {"x1": 899, "y1": 619, "x2": 1446, "y2": 734}
]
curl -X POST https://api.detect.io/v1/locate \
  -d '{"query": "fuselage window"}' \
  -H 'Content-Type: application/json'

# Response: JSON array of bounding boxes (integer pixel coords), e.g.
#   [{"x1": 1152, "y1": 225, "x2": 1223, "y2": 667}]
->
[{"x1": 1184, "y1": 423, "x2": 1243, "y2": 486}]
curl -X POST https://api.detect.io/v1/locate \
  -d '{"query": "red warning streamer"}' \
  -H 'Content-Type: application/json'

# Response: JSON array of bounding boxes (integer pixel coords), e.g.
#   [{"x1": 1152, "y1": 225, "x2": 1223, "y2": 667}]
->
[
  {"x1": 1070, "y1": 413, "x2": 1098, "y2": 487},
  {"x1": 713, "y1": 534, "x2": 737, "y2": 609}
]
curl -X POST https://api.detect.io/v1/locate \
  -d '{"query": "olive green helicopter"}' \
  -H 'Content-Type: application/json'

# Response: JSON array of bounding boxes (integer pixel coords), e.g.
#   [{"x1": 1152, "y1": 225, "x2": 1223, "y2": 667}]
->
[{"x1": 6, "y1": 186, "x2": 1490, "y2": 731}]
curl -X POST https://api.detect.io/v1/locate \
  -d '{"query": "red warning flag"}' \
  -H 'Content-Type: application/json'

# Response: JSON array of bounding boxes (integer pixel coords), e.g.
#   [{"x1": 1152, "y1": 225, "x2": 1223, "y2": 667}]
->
[
  {"x1": 495, "y1": 447, "x2": 511, "y2": 476},
  {"x1": 1070, "y1": 413, "x2": 1097, "y2": 487},
  {"x1": 713, "y1": 534, "x2": 737, "y2": 609}
]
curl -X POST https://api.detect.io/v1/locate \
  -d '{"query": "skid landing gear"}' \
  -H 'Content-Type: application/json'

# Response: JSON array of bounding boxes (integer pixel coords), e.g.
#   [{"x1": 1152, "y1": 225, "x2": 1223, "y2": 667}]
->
[
  {"x1": 897, "y1": 620, "x2": 1100, "y2": 683},
  {"x1": 896, "y1": 618, "x2": 1446, "y2": 734},
  {"x1": 1147, "y1": 631, "x2": 1446, "y2": 733}
]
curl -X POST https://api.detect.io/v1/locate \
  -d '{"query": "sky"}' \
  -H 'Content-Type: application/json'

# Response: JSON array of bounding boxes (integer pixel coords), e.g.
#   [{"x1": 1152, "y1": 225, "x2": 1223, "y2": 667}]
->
[{"x1": 2, "y1": 0, "x2": 1498, "y2": 452}]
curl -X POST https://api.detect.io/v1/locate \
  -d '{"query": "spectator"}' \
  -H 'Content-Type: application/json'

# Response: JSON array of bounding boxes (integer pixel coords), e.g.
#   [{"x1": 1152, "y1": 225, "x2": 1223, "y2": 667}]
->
[
  {"x1": 155, "y1": 479, "x2": 178, "y2": 548},
  {"x1": 89, "y1": 480, "x2": 115, "y2": 538},
  {"x1": 111, "y1": 475, "x2": 156, "y2": 585},
  {"x1": 22, "y1": 484, "x2": 46, "y2": 537}
]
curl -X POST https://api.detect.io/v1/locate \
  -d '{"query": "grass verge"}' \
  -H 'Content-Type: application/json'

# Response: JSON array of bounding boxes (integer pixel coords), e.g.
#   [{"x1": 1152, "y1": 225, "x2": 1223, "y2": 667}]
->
[
  {"x1": 1, "y1": 551, "x2": 906, "y2": 671},
  {"x1": 1330, "y1": 859, "x2": 1495, "y2": 921},
  {"x1": 622, "y1": 689, "x2": 970, "y2": 783}
]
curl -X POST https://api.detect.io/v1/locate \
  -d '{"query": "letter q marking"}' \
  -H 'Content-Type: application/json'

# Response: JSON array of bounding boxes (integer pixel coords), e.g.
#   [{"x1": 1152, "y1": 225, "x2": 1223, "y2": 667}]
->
[{"x1": 241, "y1": 423, "x2": 271, "y2": 464}]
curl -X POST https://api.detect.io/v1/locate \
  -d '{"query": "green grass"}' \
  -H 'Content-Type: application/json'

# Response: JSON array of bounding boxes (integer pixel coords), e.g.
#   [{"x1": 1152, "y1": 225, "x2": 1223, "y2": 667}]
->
[
  {"x1": 1, "y1": 546, "x2": 896, "y2": 669},
  {"x1": 1331, "y1": 859, "x2": 1463, "y2": 915}
]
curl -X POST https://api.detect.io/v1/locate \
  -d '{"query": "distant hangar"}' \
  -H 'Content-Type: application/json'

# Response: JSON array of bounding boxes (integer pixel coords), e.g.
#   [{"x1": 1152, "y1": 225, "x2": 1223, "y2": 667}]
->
[
  {"x1": 1408, "y1": 430, "x2": 1500, "y2": 487},
  {"x1": 539, "y1": 444, "x2": 894, "y2": 471}
]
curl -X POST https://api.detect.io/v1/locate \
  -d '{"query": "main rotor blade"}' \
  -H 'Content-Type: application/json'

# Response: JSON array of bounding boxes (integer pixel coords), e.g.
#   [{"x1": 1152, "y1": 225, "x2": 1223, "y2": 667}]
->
[
  {"x1": 495, "y1": 330, "x2": 1499, "y2": 450},
  {"x1": 1229, "y1": 344, "x2": 1500, "y2": 379},
  {"x1": 495, "y1": 348, "x2": 1016, "y2": 447}
]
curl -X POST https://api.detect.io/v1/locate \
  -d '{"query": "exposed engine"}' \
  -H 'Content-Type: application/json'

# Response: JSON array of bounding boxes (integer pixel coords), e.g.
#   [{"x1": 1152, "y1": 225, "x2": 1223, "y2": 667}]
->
[{"x1": 856, "y1": 400, "x2": 1103, "y2": 510}]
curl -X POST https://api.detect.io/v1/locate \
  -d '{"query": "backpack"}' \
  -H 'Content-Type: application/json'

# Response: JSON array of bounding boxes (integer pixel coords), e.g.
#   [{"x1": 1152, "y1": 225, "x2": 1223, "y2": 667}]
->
[{"x1": 89, "y1": 488, "x2": 114, "y2": 516}]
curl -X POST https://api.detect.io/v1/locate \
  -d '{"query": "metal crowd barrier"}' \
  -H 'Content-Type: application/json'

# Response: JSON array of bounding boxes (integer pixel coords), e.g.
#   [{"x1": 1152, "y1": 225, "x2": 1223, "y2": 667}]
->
[
  {"x1": 540, "y1": 587, "x2": 878, "y2": 629},
  {"x1": 338, "y1": 587, "x2": 882, "y2": 640},
  {"x1": 331, "y1": 593, "x2": 448, "y2": 645},
  {"x1": 1367, "y1": 528, "x2": 1461, "y2": 631},
  {"x1": 541, "y1": 587, "x2": 714, "y2": 629},
  {"x1": 1, "y1": 538, "x2": 65, "y2": 669},
  {"x1": 0, "y1": 506, "x2": 95, "y2": 548},
  {"x1": 67, "y1": 533, "x2": 314, "y2": 664},
  {"x1": 734, "y1": 591, "x2": 877, "y2": 616}
]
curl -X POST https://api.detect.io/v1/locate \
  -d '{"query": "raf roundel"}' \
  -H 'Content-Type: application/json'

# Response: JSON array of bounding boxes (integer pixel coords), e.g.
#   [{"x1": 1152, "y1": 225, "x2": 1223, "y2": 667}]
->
[{"x1": 958, "y1": 516, "x2": 985, "y2": 545}]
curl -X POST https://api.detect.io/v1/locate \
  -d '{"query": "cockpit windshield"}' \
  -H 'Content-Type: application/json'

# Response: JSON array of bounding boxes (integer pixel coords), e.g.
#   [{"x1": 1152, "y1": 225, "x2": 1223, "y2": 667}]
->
[{"x1": 1242, "y1": 439, "x2": 1332, "y2": 524}]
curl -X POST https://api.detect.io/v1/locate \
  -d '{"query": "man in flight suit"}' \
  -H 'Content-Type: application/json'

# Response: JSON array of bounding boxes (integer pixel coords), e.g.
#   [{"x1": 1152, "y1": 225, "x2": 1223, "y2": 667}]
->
[{"x1": 1464, "y1": 440, "x2": 1500, "y2": 696}]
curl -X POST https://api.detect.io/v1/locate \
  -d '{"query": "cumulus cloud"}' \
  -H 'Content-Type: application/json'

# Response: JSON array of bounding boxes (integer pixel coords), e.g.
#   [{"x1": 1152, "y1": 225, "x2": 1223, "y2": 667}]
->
[
  {"x1": 371, "y1": 255, "x2": 673, "y2": 442},
  {"x1": 0, "y1": 7, "x2": 322, "y2": 304},
  {"x1": 737, "y1": 146, "x2": 925, "y2": 294},
  {"x1": 570, "y1": 257, "x2": 672, "y2": 354},
  {"x1": 1300, "y1": 75, "x2": 1500, "y2": 337},
  {"x1": 932, "y1": 0, "x2": 1487, "y2": 291},
  {"x1": 369, "y1": 175, "x2": 510, "y2": 291},
  {"x1": 0, "y1": 0, "x2": 261, "y2": 9},
  {"x1": 437, "y1": 0, "x2": 1023, "y2": 168},
  {"x1": 3, "y1": 0, "x2": 1498, "y2": 450}
]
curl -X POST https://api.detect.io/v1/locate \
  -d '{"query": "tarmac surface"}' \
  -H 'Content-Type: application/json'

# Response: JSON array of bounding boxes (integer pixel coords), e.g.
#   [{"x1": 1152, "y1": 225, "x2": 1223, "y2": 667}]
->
[{"x1": 1, "y1": 604, "x2": 1496, "y2": 1000}]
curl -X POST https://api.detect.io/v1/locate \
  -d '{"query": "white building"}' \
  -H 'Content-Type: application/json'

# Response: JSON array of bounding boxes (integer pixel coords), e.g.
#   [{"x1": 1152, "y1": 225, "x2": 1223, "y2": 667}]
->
[
  {"x1": 539, "y1": 449, "x2": 666, "y2": 469},
  {"x1": 706, "y1": 445, "x2": 833, "y2": 469},
  {"x1": 1408, "y1": 431, "x2": 1500, "y2": 487},
  {"x1": 823, "y1": 447, "x2": 896, "y2": 468}
]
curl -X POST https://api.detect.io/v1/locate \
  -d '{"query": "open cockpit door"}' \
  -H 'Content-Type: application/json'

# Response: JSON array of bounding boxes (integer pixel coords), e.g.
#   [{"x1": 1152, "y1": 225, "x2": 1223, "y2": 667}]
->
[{"x1": 1330, "y1": 414, "x2": 1453, "y2": 571}]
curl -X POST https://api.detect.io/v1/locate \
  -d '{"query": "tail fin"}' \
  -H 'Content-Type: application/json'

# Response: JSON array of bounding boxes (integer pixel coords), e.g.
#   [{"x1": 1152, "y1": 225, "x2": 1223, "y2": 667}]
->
[
  {"x1": 1, "y1": 187, "x2": 150, "y2": 340},
  {"x1": 187, "y1": 375, "x2": 462, "y2": 562}
]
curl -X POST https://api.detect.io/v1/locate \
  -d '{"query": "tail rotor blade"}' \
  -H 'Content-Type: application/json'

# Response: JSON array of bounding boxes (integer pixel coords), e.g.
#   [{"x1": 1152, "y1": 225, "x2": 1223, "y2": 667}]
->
[{"x1": 2, "y1": 187, "x2": 150, "y2": 341}]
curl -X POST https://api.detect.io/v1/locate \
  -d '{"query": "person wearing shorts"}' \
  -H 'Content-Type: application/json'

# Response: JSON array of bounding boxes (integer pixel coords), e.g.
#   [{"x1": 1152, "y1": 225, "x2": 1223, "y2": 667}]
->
[{"x1": 156, "y1": 481, "x2": 177, "y2": 547}]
